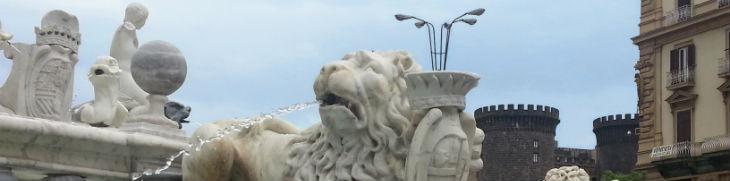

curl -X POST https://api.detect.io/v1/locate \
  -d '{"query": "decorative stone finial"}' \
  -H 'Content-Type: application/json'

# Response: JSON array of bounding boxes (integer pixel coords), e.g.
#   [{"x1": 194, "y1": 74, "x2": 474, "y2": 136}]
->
[
  {"x1": 34, "y1": 10, "x2": 81, "y2": 52},
  {"x1": 131, "y1": 40, "x2": 187, "y2": 95},
  {"x1": 123, "y1": 40, "x2": 187, "y2": 139}
]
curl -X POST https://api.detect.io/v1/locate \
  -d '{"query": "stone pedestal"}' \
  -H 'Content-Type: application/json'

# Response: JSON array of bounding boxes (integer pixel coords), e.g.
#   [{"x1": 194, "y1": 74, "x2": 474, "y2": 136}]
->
[
  {"x1": 119, "y1": 121, "x2": 186, "y2": 141},
  {"x1": 121, "y1": 95, "x2": 185, "y2": 141},
  {"x1": 0, "y1": 166, "x2": 18, "y2": 181}
]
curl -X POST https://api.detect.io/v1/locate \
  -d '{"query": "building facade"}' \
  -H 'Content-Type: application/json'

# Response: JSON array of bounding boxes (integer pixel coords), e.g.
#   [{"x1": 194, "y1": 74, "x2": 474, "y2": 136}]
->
[
  {"x1": 475, "y1": 104, "x2": 560, "y2": 181},
  {"x1": 633, "y1": 0, "x2": 730, "y2": 180},
  {"x1": 593, "y1": 114, "x2": 639, "y2": 178}
]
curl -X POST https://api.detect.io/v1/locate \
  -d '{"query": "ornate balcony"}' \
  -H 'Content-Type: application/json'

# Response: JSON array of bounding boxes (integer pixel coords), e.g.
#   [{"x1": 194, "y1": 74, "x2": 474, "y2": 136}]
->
[
  {"x1": 721, "y1": 0, "x2": 730, "y2": 8},
  {"x1": 667, "y1": 69, "x2": 695, "y2": 89},
  {"x1": 650, "y1": 141, "x2": 702, "y2": 162},
  {"x1": 720, "y1": 56, "x2": 730, "y2": 78},
  {"x1": 701, "y1": 134, "x2": 730, "y2": 154},
  {"x1": 650, "y1": 135, "x2": 730, "y2": 179},
  {"x1": 664, "y1": 5, "x2": 693, "y2": 26}
]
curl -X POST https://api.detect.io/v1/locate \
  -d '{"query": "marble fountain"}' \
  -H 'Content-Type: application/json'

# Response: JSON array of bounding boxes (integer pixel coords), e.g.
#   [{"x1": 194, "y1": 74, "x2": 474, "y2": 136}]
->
[
  {"x1": 0, "y1": 4, "x2": 190, "y2": 181},
  {"x1": 0, "y1": 3, "x2": 593, "y2": 181}
]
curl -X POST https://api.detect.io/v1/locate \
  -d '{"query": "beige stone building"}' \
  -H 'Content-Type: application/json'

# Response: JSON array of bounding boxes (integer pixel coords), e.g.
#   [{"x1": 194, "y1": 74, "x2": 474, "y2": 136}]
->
[{"x1": 633, "y1": 0, "x2": 730, "y2": 180}]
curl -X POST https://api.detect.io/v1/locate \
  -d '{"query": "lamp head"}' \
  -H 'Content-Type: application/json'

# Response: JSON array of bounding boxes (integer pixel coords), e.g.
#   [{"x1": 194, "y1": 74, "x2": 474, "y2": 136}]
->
[
  {"x1": 460, "y1": 18, "x2": 478, "y2": 25},
  {"x1": 466, "y1": 8, "x2": 486, "y2": 16},
  {"x1": 395, "y1": 14, "x2": 414, "y2": 21},
  {"x1": 415, "y1": 21, "x2": 426, "y2": 28}
]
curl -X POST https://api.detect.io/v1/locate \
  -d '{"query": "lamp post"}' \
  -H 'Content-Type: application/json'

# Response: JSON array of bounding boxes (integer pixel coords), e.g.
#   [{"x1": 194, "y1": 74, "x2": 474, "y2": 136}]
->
[{"x1": 395, "y1": 8, "x2": 485, "y2": 71}]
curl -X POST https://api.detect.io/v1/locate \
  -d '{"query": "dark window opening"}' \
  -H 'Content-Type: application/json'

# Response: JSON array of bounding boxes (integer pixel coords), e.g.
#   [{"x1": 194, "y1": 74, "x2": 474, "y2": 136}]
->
[
  {"x1": 678, "y1": 0, "x2": 691, "y2": 7},
  {"x1": 670, "y1": 45, "x2": 695, "y2": 73},
  {"x1": 676, "y1": 110, "x2": 692, "y2": 142}
]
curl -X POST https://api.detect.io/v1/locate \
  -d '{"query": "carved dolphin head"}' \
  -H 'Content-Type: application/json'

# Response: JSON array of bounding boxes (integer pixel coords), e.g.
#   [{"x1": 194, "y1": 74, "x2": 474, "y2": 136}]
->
[{"x1": 88, "y1": 56, "x2": 122, "y2": 85}]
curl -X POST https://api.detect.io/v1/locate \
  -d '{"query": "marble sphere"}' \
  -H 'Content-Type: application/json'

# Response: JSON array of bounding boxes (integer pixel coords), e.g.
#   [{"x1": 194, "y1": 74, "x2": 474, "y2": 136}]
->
[{"x1": 131, "y1": 40, "x2": 187, "y2": 95}]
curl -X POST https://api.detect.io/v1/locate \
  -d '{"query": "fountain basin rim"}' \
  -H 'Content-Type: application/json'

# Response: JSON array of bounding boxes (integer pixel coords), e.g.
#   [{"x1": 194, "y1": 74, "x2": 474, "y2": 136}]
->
[{"x1": 0, "y1": 113, "x2": 187, "y2": 179}]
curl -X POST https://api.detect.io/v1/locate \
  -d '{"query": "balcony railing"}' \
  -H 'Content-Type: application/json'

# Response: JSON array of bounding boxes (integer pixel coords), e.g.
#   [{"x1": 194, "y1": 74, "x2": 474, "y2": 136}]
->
[
  {"x1": 721, "y1": 0, "x2": 730, "y2": 8},
  {"x1": 667, "y1": 69, "x2": 695, "y2": 89},
  {"x1": 720, "y1": 56, "x2": 730, "y2": 77},
  {"x1": 664, "y1": 5, "x2": 693, "y2": 26},
  {"x1": 701, "y1": 134, "x2": 730, "y2": 154},
  {"x1": 651, "y1": 141, "x2": 702, "y2": 162},
  {"x1": 650, "y1": 135, "x2": 730, "y2": 162}
]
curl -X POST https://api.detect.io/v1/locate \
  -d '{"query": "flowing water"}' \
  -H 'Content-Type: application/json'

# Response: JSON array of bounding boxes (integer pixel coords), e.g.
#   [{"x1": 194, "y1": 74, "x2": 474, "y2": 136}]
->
[{"x1": 131, "y1": 101, "x2": 318, "y2": 180}]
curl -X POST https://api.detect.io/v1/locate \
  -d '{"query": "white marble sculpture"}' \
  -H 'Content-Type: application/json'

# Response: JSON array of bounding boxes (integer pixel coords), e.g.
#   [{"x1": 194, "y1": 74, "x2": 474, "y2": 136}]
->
[
  {"x1": 183, "y1": 51, "x2": 484, "y2": 181},
  {"x1": 545, "y1": 166, "x2": 591, "y2": 181},
  {"x1": 76, "y1": 56, "x2": 128, "y2": 127},
  {"x1": 0, "y1": 10, "x2": 80, "y2": 121},
  {"x1": 0, "y1": 6, "x2": 191, "y2": 181},
  {"x1": 404, "y1": 71, "x2": 482, "y2": 181},
  {"x1": 0, "y1": 20, "x2": 15, "y2": 114},
  {"x1": 120, "y1": 40, "x2": 188, "y2": 140},
  {"x1": 110, "y1": 3, "x2": 150, "y2": 110},
  {"x1": 0, "y1": 20, "x2": 15, "y2": 43}
]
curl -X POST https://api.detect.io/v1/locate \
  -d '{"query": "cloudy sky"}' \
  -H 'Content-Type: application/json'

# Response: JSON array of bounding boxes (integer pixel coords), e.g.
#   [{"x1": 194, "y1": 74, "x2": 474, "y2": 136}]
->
[{"x1": 0, "y1": 0, "x2": 639, "y2": 149}]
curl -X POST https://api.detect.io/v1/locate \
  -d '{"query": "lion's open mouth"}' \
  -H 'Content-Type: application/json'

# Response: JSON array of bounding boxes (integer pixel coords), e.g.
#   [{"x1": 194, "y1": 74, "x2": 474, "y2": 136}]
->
[
  {"x1": 318, "y1": 92, "x2": 362, "y2": 120},
  {"x1": 94, "y1": 68, "x2": 105, "y2": 75}
]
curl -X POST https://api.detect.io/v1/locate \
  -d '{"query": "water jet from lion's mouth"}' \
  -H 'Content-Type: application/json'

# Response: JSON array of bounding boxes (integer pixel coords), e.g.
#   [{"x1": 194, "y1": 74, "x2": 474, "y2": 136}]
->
[{"x1": 130, "y1": 101, "x2": 318, "y2": 181}]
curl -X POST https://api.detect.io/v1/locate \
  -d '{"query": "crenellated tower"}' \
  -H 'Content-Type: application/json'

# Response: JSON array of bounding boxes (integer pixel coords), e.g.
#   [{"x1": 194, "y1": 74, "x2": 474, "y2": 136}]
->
[
  {"x1": 592, "y1": 113, "x2": 639, "y2": 178},
  {"x1": 474, "y1": 104, "x2": 560, "y2": 181}
]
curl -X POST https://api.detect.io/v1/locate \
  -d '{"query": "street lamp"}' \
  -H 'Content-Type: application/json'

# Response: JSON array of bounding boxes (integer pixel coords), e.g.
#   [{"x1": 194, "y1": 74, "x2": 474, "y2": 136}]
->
[{"x1": 395, "y1": 8, "x2": 485, "y2": 70}]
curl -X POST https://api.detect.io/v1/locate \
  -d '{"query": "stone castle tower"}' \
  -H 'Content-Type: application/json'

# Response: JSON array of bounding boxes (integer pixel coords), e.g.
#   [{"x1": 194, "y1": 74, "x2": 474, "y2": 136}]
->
[
  {"x1": 592, "y1": 114, "x2": 639, "y2": 177},
  {"x1": 475, "y1": 104, "x2": 560, "y2": 181}
]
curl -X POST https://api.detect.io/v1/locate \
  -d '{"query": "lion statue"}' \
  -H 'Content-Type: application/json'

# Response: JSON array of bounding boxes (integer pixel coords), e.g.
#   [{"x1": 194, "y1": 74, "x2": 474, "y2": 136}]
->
[{"x1": 182, "y1": 51, "x2": 483, "y2": 181}]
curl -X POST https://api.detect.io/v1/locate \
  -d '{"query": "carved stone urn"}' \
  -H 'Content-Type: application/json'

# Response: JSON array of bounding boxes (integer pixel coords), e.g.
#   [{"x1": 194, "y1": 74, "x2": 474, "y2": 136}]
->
[{"x1": 404, "y1": 71, "x2": 480, "y2": 181}]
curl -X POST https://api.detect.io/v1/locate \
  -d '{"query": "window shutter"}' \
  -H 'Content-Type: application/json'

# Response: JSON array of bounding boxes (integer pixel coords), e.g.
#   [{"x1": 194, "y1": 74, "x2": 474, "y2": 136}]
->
[
  {"x1": 688, "y1": 45, "x2": 695, "y2": 68},
  {"x1": 670, "y1": 49, "x2": 679, "y2": 72}
]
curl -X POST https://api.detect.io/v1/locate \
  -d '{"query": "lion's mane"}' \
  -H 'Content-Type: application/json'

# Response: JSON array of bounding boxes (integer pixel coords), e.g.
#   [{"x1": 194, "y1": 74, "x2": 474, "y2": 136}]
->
[{"x1": 285, "y1": 51, "x2": 420, "y2": 181}]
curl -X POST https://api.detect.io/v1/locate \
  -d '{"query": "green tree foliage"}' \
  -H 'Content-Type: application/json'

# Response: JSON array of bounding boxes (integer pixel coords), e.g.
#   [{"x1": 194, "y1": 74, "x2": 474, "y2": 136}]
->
[{"x1": 600, "y1": 171, "x2": 646, "y2": 181}]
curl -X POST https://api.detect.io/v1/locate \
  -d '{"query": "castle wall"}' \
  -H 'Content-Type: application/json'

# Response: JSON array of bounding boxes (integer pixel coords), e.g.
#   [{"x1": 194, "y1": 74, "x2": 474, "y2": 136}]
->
[
  {"x1": 475, "y1": 104, "x2": 560, "y2": 181},
  {"x1": 554, "y1": 147, "x2": 596, "y2": 178}
]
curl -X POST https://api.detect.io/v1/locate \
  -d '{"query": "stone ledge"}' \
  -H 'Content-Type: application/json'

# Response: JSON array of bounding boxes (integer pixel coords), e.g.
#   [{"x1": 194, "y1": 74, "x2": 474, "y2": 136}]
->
[{"x1": 0, "y1": 113, "x2": 187, "y2": 180}]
